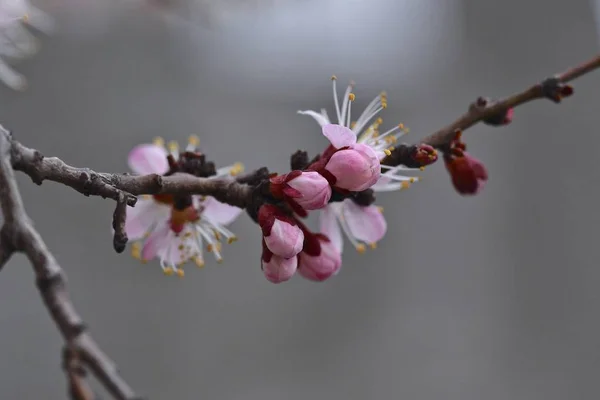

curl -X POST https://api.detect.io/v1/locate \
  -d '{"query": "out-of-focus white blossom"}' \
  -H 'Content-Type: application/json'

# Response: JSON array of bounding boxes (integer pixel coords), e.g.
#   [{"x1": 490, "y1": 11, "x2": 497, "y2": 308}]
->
[{"x1": 0, "y1": 0, "x2": 53, "y2": 90}]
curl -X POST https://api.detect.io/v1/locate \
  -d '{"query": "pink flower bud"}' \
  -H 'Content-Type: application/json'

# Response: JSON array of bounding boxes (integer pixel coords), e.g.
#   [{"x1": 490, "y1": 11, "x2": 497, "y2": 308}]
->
[
  {"x1": 261, "y1": 244, "x2": 298, "y2": 284},
  {"x1": 324, "y1": 143, "x2": 381, "y2": 192},
  {"x1": 258, "y1": 204, "x2": 304, "y2": 258},
  {"x1": 284, "y1": 171, "x2": 332, "y2": 210},
  {"x1": 297, "y1": 234, "x2": 342, "y2": 282}
]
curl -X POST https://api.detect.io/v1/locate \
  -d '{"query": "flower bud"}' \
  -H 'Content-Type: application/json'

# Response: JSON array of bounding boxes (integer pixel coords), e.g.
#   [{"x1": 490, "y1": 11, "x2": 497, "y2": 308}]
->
[
  {"x1": 325, "y1": 143, "x2": 381, "y2": 192},
  {"x1": 261, "y1": 243, "x2": 298, "y2": 283},
  {"x1": 258, "y1": 204, "x2": 304, "y2": 258},
  {"x1": 297, "y1": 234, "x2": 342, "y2": 282},
  {"x1": 444, "y1": 152, "x2": 488, "y2": 195},
  {"x1": 270, "y1": 171, "x2": 332, "y2": 211}
]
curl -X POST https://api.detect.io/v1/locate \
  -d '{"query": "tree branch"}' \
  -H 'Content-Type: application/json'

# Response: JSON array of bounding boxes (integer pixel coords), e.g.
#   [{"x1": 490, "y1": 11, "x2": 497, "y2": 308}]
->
[
  {"x1": 383, "y1": 54, "x2": 600, "y2": 163},
  {"x1": 0, "y1": 126, "x2": 142, "y2": 400}
]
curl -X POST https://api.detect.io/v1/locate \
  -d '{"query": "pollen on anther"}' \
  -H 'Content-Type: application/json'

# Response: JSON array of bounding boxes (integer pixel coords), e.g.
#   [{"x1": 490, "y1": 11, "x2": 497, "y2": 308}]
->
[
  {"x1": 348, "y1": 93, "x2": 356, "y2": 101},
  {"x1": 331, "y1": 75, "x2": 337, "y2": 81},
  {"x1": 168, "y1": 141, "x2": 179, "y2": 153},
  {"x1": 227, "y1": 236, "x2": 238, "y2": 244},
  {"x1": 176, "y1": 269, "x2": 185, "y2": 278},
  {"x1": 377, "y1": 118, "x2": 383, "y2": 125},
  {"x1": 369, "y1": 242, "x2": 377, "y2": 250},
  {"x1": 194, "y1": 257, "x2": 205, "y2": 268},
  {"x1": 401, "y1": 181, "x2": 411, "y2": 189},
  {"x1": 131, "y1": 242, "x2": 142, "y2": 260},
  {"x1": 356, "y1": 244, "x2": 366, "y2": 254},
  {"x1": 383, "y1": 149, "x2": 392, "y2": 156},
  {"x1": 22, "y1": 14, "x2": 29, "y2": 22},
  {"x1": 163, "y1": 267, "x2": 175, "y2": 276},
  {"x1": 377, "y1": 206, "x2": 384, "y2": 213},
  {"x1": 230, "y1": 162, "x2": 245, "y2": 176},
  {"x1": 153, "y1": 137, "x2": 165, "y2": 148},
  {"x1": 419, "y1": 166, "x2": 425, "y2": 171},
  {"x1": 188, "y1": 135, "x2": 200, "y2": 147}
]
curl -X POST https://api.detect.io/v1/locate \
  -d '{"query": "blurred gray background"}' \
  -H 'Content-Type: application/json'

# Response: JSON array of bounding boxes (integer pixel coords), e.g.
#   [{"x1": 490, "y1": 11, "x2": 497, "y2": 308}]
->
[{"x1": 1, "y1": 0, "x2": 600, "y2": 399}]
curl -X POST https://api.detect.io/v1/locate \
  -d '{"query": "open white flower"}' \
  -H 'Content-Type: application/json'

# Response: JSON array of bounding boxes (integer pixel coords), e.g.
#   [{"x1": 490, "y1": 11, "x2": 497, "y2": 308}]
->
[
  {"x1": 298, "y1": 76, "x2": 424, "y2": 192},
  {"x1": 0, "y1": 0, "x2": 53, "y2": 90},
  {"x1": 298, "y1": 77, "x2": 427, "y2": 253},
  {"x1": 125, "y1": 136, "x2": 245, "y2": 277}
]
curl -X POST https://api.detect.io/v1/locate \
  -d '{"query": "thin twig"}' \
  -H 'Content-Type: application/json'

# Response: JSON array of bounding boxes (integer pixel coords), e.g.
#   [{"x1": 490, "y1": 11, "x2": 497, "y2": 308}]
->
[
  {"x1": 384, "y1": 54, "x2": 600, "y2": 159},
  {"x1": 0, "y1": 126, "x2": 141, "y2": 400}
]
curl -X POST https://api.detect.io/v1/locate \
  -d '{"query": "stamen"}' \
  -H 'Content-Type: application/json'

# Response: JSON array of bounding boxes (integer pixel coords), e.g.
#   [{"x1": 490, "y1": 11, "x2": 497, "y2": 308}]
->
[
  {"x1": 194, "y1": 256, "x2": 205, "y2": 268},
  {"x1": 346, "y1": 92, "x2": 355, "y2": 128},
  {"x1": 131, "y1": 242, "x2": 142, "y2": 260},
  {"x1": 354, "y1": 94, "x2": 383, "y2": 132},
  {"x1": 340, "y1": 82, "x2": 355, "y2": 126},
  {"x1": 167, "y1": 141, "x2": 179, "y2": 158},
  {"x1": 186, "y1": 135, "x2": 199, "y2": 151},
  {"x1": 331, "y1": 75, "x2": 342, "y2": 125},
  {"x1": 369, "y1": 242, "x2": 377, "y2": 249},
  {"x1": 153, "y1": 137, "x2": 165, "y2": 148}
]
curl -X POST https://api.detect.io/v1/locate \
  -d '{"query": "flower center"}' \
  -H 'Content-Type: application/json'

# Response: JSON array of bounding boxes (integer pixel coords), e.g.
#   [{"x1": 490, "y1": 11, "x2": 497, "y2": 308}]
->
[{"x1": 169, "y1": 206, "x2": 200, "y2": 234}]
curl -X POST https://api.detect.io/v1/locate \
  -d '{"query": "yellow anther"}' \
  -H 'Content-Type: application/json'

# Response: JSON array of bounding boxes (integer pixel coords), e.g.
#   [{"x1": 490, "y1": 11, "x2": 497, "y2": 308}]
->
[
  {"x1": 331, "y1": 75, "x2": 337, "y2": 81},
  {"x1": 216, "y1": 257, "x2": 224, "y2": 264},
  {"x1": 153, "y1": 137, "x2": 165, "y2": 147},
  {"x1": 131, "y1": 242, "x2": 141, "y2": 260},
  {"x1": 356, "y1": 244, "x2": 367, "y2": 254},
  {"x1": 227, "y1": 236, "x2": 238, "y2": 244},
  {"x1": 350, "y1": 121, "x2": 357, "y2": 129},
  {"x1": 194, "y1": 257, "x2": 205, "y2": 268},
  {"x1": 419, "y1": 166, "x2": 425, "y2": 171},
  {"x1": 401, "y1": 181, "x2": 411, "y2": 189},
  {"x1": 167, "y1": 141, "x2": 179, "y2": 153},
  {"x1": 383, "y1": 149, "x2": 392, "y2": 156},
  {"x1": 184, "y1": 231, "x2": 193, "y2": 238},
  {"x1": 163, "y1": 267, "x2": 175, "y2": 276},
  {"x1": 207, "y1": 244, "x2": 213, "y2": 253},
  {"x1": 369, "y1": 242, "x2": 378, "y2": 250},
  {"x1": 409, "y1": 178, "x2": 416, "y2": 183},
  {"x1": 377, "y1": 206, "x2": 384, "y2": 213},
  {"x1": 376, "y1": 117, "x2": 383, "y2": 124},
  {"x1": 382, "y1": 102, "x2": 388, "y2": 109},
  {"x1": 22, "y1": 14, "x2": 28, "y2": 22},
  {"x1": 215, "y1": 242, "x2": 222, "y2": 252},
  {"x1": 213, "y1": 230, "x2": 222, "y2": 241},
  {"x1": 188, "y1": 135, "x2": 200, "y2": 147},
  {"x1": 178, "y1": 244, "x2": 184, "y2": 250},
  {"x1": 230, "y1": 162, "x2": 245, "y2": 176},
  {"x1": 348, "y1": 93, "x2": 356, "y2": 101},
  {"x1": 398, "y1": 123, "x2": 405, "y2": 130},
  {"x1": 176, "y1": 269, "x2": 185, "y2": 278}
]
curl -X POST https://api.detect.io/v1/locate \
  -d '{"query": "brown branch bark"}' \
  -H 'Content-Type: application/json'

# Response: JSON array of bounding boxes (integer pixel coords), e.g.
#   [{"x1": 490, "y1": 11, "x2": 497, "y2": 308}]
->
[
  {"x1": 382, "y1": 54, "x2": 600, "y2": 165},
  {"x1": 0, "y1": 126, "x2": 142, "y2": 400}
]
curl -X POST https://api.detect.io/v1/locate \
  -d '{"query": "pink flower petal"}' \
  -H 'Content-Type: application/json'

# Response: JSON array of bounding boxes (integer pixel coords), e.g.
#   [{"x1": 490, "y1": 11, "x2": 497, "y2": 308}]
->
[
  {"x1": 342, "y1": 199, "x2": 387, "y2": 244},
  {"x1": 201, "y1": 196, "x2": 243, "y2": 226},
  {"x1": 124, "y1": 199, "x2": 169, "y2": 241},
  {"x1": 322, "y1": 124, "x2": 357, "y2": 149},
  {"x1": 319, "y1": 205, "x2": 343, "y2": 252},
  {"x1": 127, "y1": 144, "x2": 169, "y2": 175},
  {"x1": 141, "y1": 223, "x2": 171, "y2": 261}
]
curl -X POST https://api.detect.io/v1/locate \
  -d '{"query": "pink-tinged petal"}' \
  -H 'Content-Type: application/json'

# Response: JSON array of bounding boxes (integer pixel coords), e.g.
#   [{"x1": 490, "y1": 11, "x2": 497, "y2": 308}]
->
[
  {"x1": 286, "y1": 171, "x2": 332, "y2": 210},
  {"x1": 319, "y1": 205, "x2": 343, "y2": 252},
  {"x1": 127, "y1": 144, "x2": 169, "y2": 175},
  {"x1": 124, "y1": 199, "x2": 170, "y2": 241},
  {"x1": 297, "y1": 239, "x2": 342, "y2": 282},
  {"x1": 297, "y1": 110, "x2": 331, "y2": 127},
  {"x1": 342, "y1": 199, "x2": 387, "y2": 244},
  {"x1": 141, "y1": 222, "x2": 171, "y2": 261},
  {"x1": 264, "y1": 219, "x2": 304, "y2": 258},
  {"x1": 201, "y1": 196, "x2": 243, "y2": 226},
  {"x1": 262, "y1": 255, "x2": 298, "y2": 283},
  {"x1": 322, "y1": 124, "x2": 357, "y2": 149}
]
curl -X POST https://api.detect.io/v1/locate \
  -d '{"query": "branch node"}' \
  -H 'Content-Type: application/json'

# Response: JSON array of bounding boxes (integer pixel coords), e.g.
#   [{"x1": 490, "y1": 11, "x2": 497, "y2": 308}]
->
[{"x1": 540, "y1": 76, "x2": 574, "y2": 103}]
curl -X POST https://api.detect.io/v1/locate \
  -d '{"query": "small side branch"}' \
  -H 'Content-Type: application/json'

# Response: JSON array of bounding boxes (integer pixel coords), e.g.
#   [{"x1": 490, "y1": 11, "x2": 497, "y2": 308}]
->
[{"x1": 0, "y1": 127, "x2": 141, "y2": 399}]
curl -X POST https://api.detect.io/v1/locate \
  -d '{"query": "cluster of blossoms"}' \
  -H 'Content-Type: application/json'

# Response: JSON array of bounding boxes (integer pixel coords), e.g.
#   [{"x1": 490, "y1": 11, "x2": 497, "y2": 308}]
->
[
  {"x1": 0, "y1": 0, "x2": 53, "y2": 90},
  {"x1": 123, "y1": 77, "x2": 509, "y2": 283}
]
